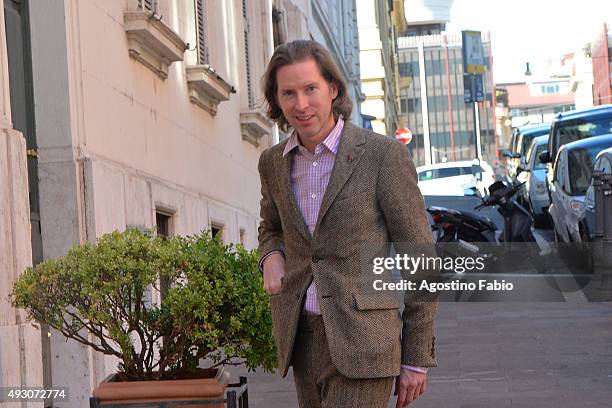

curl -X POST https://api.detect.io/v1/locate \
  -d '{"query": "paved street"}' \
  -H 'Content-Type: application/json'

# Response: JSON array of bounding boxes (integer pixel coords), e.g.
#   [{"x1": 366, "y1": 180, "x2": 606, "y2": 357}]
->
[
  {"x1": 231, "y1": 302, "x2": 612, "y2": 407},
  {"x1": 228, "y1": 195, "x2": 612, "y2": 407}
]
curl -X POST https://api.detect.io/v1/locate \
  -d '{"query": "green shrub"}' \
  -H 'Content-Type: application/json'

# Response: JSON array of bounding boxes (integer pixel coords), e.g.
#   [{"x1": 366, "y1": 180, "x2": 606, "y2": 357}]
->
[{"x1": 11, "y1": 228, "x2": 276, "y2": 381}]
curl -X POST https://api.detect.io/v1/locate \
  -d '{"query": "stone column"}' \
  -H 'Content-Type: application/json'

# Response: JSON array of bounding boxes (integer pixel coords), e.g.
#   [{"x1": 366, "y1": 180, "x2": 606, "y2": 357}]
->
[
  {"x1": 0, "y1": 0, "x2": 44, "y2": 404},
  {"x1": 28, "y1": 0, "x2": 104, "y2": 405}
]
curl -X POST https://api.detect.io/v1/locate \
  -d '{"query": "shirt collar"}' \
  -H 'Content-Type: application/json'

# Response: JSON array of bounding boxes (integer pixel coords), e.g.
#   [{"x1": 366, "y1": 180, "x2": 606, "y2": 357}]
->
[{"x1": 282, "y1": 115, "x2": 345, "y2": 157}]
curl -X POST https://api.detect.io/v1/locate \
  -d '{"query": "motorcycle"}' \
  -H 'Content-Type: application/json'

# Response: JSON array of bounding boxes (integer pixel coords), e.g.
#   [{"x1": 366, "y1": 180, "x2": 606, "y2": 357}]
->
[{"x1": 427, "y1": 180, "x2": 547, "y2": 273}]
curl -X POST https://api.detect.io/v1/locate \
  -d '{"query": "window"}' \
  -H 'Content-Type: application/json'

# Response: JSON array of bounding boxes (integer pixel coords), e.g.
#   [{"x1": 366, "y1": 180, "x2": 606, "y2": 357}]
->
[
  {"x1": 555, "y1": 150, "x2": 567, "y2": 192},
  {"x1": 568, "y1": 148, "x2": 598, "y2": 196},
  {"x1": 553, "y1": 104, "x2": 575, "y2": 114},
  {"x1": 427, "y1": 59, "x2": 444, "y2": 76},
  {"x1": 398, "y1": 61, "x2": 419, "y2": 77},
  {"x1": 518, "y1": 133, "x2": 546, "y2": 156},
  {"x1": 418, "y1": 170, "x2": 434, "y2": 181},
  {"x1": 211, "y1": 224, "x2": 223, "y2": 240},
  {"x1": 156, "y1": 211, "x2": 173, "y2": 298},
  {"x1": 411, "y1": 98, "x2": 419, "y2": 113},
  {"x1": 437, "y1": 167, "x2": 462, "y2": 178},
  {"x1": 417, "y1": 166, "x2": 473, "y2": 181},
  {"x1": 272, "y1": 6, "x2": 285, "y2": 48},
  {"x1": 541, "y1": 84, "x2": 559, "y2": 94},
  {"x1": 195, "y1": 0, "x2": 208, "y2": 64},
  {"x1": 558, "y1": 118, "x2": 612, "y2": 150},
  {"x1": 186, "y1": 0, "x2": 234, "y2": 114},
  {"x1": 239, "y1": 229, "x2": 246, "y2": 246},
  {"x1": 428, "y1": 95, "x2": 448, "y2": 112},
  {"x1": 400, "y1": 97, "x2": 419, "y2": 113},
  {"x1": 528, "y1": 143, "x2": 548, "y2": 170},
  {"x1": 156, "y1": 212, "x2": 171, "y2": 238},
  {"x1": 405, "y1": 23, "x2": 444, "y2": 36}
]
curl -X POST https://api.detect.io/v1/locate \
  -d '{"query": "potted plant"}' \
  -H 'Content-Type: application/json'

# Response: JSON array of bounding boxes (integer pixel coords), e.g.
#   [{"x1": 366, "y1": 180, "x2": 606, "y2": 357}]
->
[{"x1": 11, "y1": 228, "x2": 276, "y2": 407}]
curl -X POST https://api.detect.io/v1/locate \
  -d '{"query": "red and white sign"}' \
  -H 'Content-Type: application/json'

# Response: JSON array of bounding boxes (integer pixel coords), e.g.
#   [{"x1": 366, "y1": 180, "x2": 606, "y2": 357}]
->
[{"x1": 395, "y1": 128, "x2": 413, "y2": 144}]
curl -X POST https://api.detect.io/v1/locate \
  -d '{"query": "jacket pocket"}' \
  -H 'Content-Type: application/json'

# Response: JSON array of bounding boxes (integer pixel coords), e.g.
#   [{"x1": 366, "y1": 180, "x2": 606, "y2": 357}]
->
[{"x1": 353, "y1": 292, "x2": 401, "y2": 311}]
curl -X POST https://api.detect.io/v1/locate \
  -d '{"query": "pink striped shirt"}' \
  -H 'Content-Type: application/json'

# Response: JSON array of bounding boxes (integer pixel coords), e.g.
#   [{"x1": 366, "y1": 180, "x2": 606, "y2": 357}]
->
[{"x1": 282, "y1": 117, "x2": 345, "y2": 315}]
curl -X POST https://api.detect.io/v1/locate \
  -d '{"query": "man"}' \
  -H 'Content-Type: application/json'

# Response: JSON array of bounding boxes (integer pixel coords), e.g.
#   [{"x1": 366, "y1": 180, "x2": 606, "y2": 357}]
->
[{"x1": 258, "y1": 40, "x2": 437, "y2": 408}]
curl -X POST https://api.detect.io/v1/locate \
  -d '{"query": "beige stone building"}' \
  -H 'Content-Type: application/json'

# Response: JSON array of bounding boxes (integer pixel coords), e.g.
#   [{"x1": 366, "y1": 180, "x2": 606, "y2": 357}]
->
[
  {"x1": 4, "y1": 0, "x2": 276, "y2": 406},
  {"x1": 357, "y1": 0, "x2": 406, "y2": 136}
]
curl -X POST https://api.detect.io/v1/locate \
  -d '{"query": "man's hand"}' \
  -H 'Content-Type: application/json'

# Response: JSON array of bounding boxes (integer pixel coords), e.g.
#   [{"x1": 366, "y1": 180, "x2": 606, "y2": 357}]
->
[
  {"x1": 262, "y1": 252, "x2": 286, "y2": 295},
  {"x1": 394, "y1": 369, "x2": 427, "y2": 407}
]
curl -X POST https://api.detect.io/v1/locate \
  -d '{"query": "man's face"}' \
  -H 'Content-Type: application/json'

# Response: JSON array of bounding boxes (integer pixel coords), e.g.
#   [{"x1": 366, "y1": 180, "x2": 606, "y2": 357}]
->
[{"x1": 275, "y1": 58, "x2": 338, "y2": 149}]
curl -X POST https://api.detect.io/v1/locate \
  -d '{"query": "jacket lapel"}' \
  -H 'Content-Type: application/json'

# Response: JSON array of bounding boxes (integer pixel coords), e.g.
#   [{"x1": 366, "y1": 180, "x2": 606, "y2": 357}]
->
[
  {"x1": 313, "y1": 122, "x2": 366, "y2": 238},
  {"x1": 276, "y1": 148, "x2": 312, "y2": 242}
]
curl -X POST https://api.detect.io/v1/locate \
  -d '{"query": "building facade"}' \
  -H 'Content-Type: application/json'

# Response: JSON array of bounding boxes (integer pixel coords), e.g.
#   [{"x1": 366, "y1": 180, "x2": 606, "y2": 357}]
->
[
  {"x1": 4, "y1": 0, "x2": 280, "y2": 406},
  {"x1": 404, "y1": 0, "x2": 453, "y2": 31},
  {"x1": 566, "y1": 51, "x2": 594, "y2": 110},
  {"x1": 397, "y1": 32, "x2": 497, "y2": 166},
  {"x1": 500, "y1": 79, "x2": 575, "y2": 128},
  {"x1": 357, "y1": 0, "x2": 406, "y2": 137},
  {"x1": 592, "y1": 23, "x2": 612, "y2": 106}
]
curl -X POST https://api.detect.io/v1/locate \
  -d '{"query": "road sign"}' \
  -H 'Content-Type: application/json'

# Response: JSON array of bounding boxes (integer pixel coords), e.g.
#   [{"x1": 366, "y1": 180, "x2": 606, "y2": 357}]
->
[
  {"x1": 463, "y1": 74, "x2": 485, "y2": 103},
  {"x1": 462, "y1": 30, "x2": 485, "y2": 74},
  {"x1": 395, "y1": 128, "x2": 413, "y2": 144}
]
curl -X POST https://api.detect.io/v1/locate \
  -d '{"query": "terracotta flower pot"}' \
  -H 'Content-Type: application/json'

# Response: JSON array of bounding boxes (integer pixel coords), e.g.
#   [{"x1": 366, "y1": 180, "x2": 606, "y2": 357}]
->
[{"x1": 91, "y1": 368, "x2": 231, "y2": 408}]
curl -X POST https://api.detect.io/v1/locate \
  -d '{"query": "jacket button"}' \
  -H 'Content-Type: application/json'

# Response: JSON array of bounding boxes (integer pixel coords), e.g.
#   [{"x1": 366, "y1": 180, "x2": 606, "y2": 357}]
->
[{"x1": 312, "y1": 256, "x2": 321, "y2": 263}]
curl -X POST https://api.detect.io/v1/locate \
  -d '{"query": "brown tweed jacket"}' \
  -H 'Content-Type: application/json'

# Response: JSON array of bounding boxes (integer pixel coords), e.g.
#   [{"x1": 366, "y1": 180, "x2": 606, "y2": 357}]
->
[{"x1": 257, "y1": 121, "x2": 438, "y2": 379}]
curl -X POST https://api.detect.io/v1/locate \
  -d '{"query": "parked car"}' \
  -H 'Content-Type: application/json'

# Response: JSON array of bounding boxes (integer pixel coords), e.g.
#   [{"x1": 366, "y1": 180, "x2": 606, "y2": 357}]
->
[
  {"x1": 516, "y1": 135, "x2": 550, "y2": 227},
  {"x1": 503, "y1": 127, "x2": 520, "y2": 159},
  {"x1": 506, "y1": 123, "x2": 551, "y2": 180},
  {"x1": 540, "y1": 104, "x2": 612, "y2": 197},
  {"x1": 578, "y1": 146, "x2": 612, "y2": 243},
  {"x1": 417, "y1": 160, "x2": 496, "y2": 197},
  {"x1": 548, "y1": 134, "x2": 612, "y2": 244}
]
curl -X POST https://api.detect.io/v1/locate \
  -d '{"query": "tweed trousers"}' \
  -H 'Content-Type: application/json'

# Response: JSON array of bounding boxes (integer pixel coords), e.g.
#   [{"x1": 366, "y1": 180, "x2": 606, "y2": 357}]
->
[{"x1": 292, "y1": 315, "x2": 394, "y2": 408}]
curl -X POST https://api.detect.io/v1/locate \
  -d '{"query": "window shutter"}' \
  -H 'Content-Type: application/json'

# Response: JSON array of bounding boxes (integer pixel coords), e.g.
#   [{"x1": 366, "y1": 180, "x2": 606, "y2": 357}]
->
[
  {"x1": 243, "y1": 0, "x2": 254, "y2": 108},
  {"x1": 138, "y1": 0, "x2": 157, "y2": 12},
  {"x1": 196, "y1": 0, "x2": 207, "y2": 64}
]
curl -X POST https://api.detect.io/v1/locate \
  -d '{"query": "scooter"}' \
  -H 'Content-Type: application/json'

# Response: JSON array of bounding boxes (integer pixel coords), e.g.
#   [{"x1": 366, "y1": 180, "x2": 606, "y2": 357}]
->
[{"x1": 427, "y1": 180, "x2": 547, "y2": 273}]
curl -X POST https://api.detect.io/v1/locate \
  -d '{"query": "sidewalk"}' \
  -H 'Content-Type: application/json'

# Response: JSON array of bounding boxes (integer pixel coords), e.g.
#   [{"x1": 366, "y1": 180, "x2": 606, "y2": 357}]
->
[{"x1": 230, "y1": 302, "x2": 612, "y2": 407}]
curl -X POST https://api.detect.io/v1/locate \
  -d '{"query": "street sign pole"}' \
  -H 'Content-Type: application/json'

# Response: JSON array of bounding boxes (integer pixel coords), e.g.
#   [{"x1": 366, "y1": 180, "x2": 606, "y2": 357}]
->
[
  {"x1": 418, "y1": 42, "x2": 432, "y2": 165},
  {"x1": 473, "y1": 100, "x2": 478, "y2": 159},
  {"x1": 475, "y1": 99, "x2": 482, "y2": 160},
  {"x1": 462, "y1": 30, "x2": 485, "y2": 162}
]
